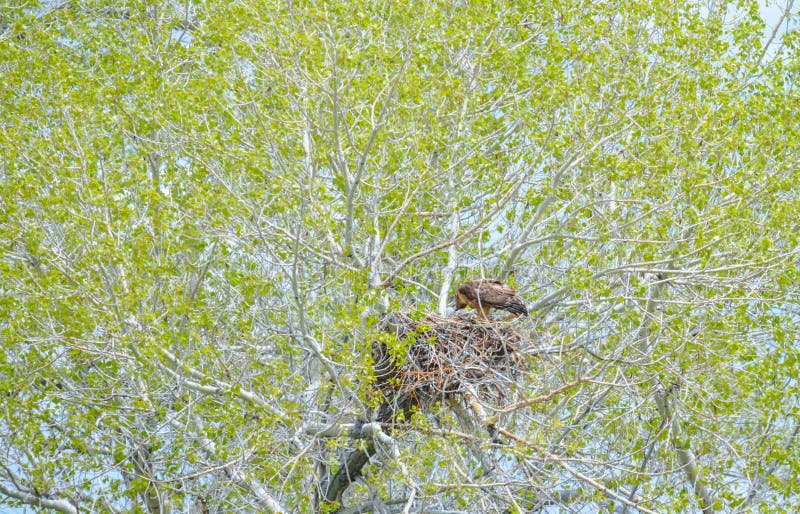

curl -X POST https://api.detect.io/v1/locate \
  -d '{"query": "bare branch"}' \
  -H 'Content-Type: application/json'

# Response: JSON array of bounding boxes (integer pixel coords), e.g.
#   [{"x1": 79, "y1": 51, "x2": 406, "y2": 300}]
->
[
  {"x1": 654, "y1": 390, "x2": 715, "y2": 514},
  {"x1": 0, "y1": 482, "x2": 77, "y2": 514},
  {"x1": 495, "y1": 379, "x2": 583, "y2": 415},
  {"x1": 496, "y1": 427, "x2": 661, "y2": 514},
  {"x1": 381, "y1": 164, "x2": 525, "y2": 289}
]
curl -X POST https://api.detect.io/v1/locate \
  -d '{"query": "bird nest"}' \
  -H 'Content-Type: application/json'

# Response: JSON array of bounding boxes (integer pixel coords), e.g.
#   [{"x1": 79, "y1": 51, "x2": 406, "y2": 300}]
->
[{"x1": 371, "y1": 312, "x2": 523, "y2": 421}]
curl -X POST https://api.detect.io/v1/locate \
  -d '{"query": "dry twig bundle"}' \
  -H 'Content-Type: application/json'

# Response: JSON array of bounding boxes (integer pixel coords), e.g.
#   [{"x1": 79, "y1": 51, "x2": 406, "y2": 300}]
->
[{"x1": 372, "y1": 312, "x2": 523, "y2": 421}]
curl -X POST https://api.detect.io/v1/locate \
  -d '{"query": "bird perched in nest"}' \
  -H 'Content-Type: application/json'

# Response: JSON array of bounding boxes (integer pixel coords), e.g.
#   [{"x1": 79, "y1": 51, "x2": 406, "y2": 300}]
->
[{"x1": 454, "y1": 279, "x2": 528, "y2": 320}]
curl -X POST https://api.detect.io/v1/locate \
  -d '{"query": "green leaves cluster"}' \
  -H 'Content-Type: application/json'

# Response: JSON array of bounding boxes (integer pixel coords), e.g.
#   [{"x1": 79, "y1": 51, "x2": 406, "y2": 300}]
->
[{"x1": 0, "y1": 0, "x2": 798, "y2": 512}]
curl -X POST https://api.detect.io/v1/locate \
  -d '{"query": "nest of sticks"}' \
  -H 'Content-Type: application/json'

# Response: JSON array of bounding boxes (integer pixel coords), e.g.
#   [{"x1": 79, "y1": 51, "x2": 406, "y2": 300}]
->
[{"x1": 371, "y1": 312, "x2": 523, "y2": 422}]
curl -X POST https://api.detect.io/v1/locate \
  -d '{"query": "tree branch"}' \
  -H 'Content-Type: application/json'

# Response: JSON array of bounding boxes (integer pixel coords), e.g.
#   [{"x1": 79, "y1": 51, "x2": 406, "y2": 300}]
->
[
  {"x1": 654, "y1": 389, "x2": 715, "y2": 513},
  {"x1": 319, "y1": 423, "x2": 395, "y2": 506},
  {"x1": 495, "y1": 379, "x2": 583, "y2": 415},
  {"x1": 0, "y1": 482, "x2": 77, "y2": 514},
  {"x1": 381, "y1": 161, "x2": 525, "y2": 289},
  {"x1": 737, "y1": 420, "x2": 800, "y2": 511},
  {"x1": 496, "y1": 427, "x2": 660, "y2": 514}
]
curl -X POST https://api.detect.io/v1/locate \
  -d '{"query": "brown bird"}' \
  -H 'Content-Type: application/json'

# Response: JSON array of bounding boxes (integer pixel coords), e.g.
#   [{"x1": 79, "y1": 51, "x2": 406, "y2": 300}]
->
[{"x1": 454, "y1": 279, "x2": 528, "y2": 320}]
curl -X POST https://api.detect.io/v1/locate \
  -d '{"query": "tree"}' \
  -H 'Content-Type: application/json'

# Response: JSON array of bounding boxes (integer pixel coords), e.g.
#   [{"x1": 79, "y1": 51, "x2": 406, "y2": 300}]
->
[{"x1": 1, "y1": 0, "x2": 798, "y2": 512}]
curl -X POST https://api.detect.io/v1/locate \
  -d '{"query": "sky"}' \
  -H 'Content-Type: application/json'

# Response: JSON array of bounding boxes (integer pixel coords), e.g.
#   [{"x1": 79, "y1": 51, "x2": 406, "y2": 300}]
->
[{"x1": 3, "y1": 1, "x2": 798, "y2": 512}]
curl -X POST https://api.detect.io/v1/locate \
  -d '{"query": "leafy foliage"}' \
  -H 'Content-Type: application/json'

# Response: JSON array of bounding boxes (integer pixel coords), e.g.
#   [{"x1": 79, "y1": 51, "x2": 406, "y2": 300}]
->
[{"x1": 0, "y1": 0, "x2": 798, "y2": 512}]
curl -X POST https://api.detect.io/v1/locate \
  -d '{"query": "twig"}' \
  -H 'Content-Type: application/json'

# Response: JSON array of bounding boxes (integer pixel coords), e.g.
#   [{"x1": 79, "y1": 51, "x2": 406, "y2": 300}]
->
[
  {"x1": 495, "y1": 379, "x2": 582, "y2": 415},
  {"x1": 496, "y1": 427, "x2": 660, "y2": 514}
]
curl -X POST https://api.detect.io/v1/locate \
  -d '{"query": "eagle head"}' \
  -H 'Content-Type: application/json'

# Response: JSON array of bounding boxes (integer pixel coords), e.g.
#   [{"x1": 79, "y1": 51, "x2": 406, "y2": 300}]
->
[{"x1": 454, "y1": 289, "x2": 468, "y2": 310}]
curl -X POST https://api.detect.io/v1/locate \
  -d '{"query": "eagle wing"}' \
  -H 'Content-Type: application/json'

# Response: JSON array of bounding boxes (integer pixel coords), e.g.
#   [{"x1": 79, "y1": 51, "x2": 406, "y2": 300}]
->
[{"x1": 458, "y1": 279, "x2": 528, "y2": 316}]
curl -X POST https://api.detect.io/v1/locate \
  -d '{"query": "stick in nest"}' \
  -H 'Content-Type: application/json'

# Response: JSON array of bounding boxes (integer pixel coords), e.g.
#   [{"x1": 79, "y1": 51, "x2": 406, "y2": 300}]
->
[{"x1": 371, "y1": 312, "x2": 523, "y2": 422}]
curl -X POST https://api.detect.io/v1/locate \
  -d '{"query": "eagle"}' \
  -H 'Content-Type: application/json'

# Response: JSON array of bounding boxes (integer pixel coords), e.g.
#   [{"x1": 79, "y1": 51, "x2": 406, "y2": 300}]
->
[{"x1": 454, "y1": 279, "x2": 528, "y2": 320}]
